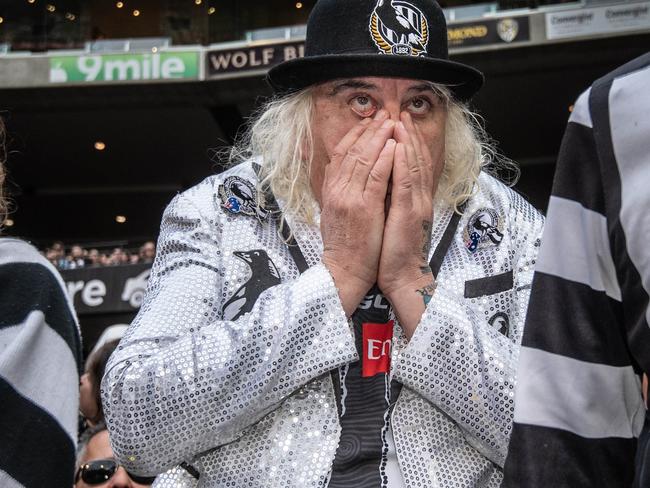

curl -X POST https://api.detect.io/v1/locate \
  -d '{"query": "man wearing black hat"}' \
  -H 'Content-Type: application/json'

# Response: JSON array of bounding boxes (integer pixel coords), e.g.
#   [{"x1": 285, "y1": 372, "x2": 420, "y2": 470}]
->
[{"x1": 103, "y1": 1, "x2": 544, "y2": 487}]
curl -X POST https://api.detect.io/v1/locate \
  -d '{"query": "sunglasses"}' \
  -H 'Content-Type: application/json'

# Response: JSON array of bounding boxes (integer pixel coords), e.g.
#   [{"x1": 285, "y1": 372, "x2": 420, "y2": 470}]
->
[{"x1": 75, "y1": 459, "x2": 156, "y2": 485}]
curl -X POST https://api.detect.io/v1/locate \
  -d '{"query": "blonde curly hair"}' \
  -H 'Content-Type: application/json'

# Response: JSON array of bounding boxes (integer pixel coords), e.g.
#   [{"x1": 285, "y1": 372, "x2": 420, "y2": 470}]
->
[{"x1": 231, "y1": 81, "x2": 515, "y2": 223}]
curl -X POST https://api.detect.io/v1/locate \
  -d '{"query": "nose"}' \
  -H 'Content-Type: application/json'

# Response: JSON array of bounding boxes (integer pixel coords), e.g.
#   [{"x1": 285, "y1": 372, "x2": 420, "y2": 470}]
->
[
  {"x1": 108, "y1": 466, "x2": 133, "y2": 487},
  {"x1": 383, "y1": 100, "x2": 402, "y2": 122}
]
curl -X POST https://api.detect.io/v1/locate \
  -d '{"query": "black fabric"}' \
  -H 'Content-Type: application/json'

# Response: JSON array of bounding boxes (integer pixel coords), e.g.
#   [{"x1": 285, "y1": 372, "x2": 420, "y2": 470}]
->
[
  {"x1": 615, "y1": 213, "x2": 650, "y2": 375},
  {"x1": 589, "y1": 69, "x2": 650, "y2": 376},
  {"x1": 503, "y1": 423, "x2": 636, "y2": 487},
  {"x1": 429, "y1": 208, "x2": 463, "y2": 278},
  {"x1": 463, "y1": 270, "x2": 513, "y2": 299},
  {"x1": 282, "y1": 225, "x2": 310, "y2": 274},
  {"x1": 521, "y1": 272, "x2": 629, "y2": 367},
  {"x1": 634, "y1": 410, "x2": 650, "y2": 488},
  {"x1": 552, "y1": 121, "x2": 605, "y2": 214},
  {"x1": 504, "y1": 52, "x2": 650, "y2": 488},
  {"x1": 180, "y1": 462, "x2": 201, "y2": 480},
  {"x1": 0, "y1": 378, "x2": 76, "y2": 488},
  {"x1": 0, "y1": 262, "x2": 82, "y2": 372},
  {"x1": 329, "y1": 284, "x2": 396, "y2": 488},
  {"x1": 266, "y1": 0, "x2": 483, "y2": 101}
]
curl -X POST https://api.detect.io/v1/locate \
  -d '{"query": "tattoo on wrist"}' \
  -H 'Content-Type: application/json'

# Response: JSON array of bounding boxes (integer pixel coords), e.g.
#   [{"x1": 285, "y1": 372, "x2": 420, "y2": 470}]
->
[
  {"x1": 415, "y1": 281, "x2": 436, "y2": 306},
  {"x1": 421, "y1": 220, "x2": 432, "y2": 260}
]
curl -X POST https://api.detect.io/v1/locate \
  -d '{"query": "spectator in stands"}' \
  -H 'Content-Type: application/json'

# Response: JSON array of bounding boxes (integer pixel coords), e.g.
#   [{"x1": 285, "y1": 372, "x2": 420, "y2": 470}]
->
[
  {"x1": 0, "y1": 117, "x2": 83, "y2": 487},
  {"x1": 88, "y1": 248, "x2": 101, "y2": 266},
  {"x1": 69, "y1": 244, "x2": 87, "y2": 269},
  {"x1": 102, "y1": 0, "x2": 543, "y2": 485},
  {"x1": 46, "y1": 240, "x2": 68, "y2": 269},
  {"x1": 139, "y1": 241, "x2": 156, "y2": 263},
  {"x1": 76, "y1": 424, "x2": 154, "y2": 488},
  {"x1": 100, "y1": 252, "x2": 112, "y2": 267},
  {"x1": 80, "y1": 339, "x2": 120, "y2": 428},
  {"x1": 109, "y1": 247, "x2": 130, "y2": 266}
]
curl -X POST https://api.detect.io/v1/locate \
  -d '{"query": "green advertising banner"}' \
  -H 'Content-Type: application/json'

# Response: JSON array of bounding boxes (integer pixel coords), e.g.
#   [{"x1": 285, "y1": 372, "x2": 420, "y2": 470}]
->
[{"x1": 49, "y1": 51, "x2": 199, "y2": 83}]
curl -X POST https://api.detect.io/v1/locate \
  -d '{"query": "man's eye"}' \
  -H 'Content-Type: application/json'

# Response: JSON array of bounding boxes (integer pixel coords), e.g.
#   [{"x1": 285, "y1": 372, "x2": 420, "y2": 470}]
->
[
  {"x1": 349, "y1": 95, "x2": 377, "y2": 117},
  {"x1": 406, "y1": 97, "x2": 432, "y2": 115}
]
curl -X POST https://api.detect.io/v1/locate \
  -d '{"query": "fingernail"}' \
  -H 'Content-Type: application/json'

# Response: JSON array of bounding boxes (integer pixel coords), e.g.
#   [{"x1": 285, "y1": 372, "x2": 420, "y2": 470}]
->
[
  {"x1": 376, "y1": 109, "x2": 388, "y2": 120},
  {"x1": 361, "y1": 117, "x2": 372, "y2": 125},
  {"x1": 386, "y1": 138, "x2": 396, "y2": 146},
  {"x1": 398, "y1": 121, "x2": 406, "y2": 130},
  {"x1": 381, "y1": 119, "x2": 394, "y2": 129}
]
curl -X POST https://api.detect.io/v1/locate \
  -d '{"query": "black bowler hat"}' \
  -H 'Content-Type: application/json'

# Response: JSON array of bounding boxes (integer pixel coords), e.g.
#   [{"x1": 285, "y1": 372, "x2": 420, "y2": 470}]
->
[{"x1": 267, "y1": 0, "x2": 484, "y2": 101}]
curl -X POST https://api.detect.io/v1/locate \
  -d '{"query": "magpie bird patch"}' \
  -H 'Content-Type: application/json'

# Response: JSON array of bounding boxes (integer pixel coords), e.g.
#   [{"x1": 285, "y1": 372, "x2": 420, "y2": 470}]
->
[
  {"x1": 465, "y1": 207, "x2": 504, "y2": 253},
  {"x1": 222, "y1": 250, "x2": 280, "y2": 321},
  {"x1": 218, "y1": 176, "x2": 269, "y2": 220}
]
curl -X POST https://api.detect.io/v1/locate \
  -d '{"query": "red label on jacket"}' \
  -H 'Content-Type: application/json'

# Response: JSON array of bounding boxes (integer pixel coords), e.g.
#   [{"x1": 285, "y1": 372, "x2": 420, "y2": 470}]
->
[{"x1": 362, "y1": 320, "x2": 394, "y2": 377}]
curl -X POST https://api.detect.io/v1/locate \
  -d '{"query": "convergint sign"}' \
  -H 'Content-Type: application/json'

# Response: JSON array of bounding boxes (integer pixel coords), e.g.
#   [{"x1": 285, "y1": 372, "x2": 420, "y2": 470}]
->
[{"x1": 49, "y1": 51, "x2": 199, "y2": 83}]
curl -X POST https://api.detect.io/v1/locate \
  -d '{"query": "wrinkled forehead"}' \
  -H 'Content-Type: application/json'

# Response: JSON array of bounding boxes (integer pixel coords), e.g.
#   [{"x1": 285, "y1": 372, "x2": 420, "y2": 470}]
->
[{"x1": 314, "y1": 76, "x2": 447, "y2": 99}]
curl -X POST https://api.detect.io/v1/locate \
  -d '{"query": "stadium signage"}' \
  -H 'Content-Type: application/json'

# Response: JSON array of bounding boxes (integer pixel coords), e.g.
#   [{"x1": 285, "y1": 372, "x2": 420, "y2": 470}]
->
[
  {"x1": 447, "y1": 16, "x2": 530, "y2": 47},
  {"x1": 206, "y1": 41, "x2": 304, "y2": 77},
  {"x1": 546, "y1": 2, "x2": 650, "y2": 40},
  {"x1": 49, "y1": 51, "x2": 199, "y2": 84},
  {"x1": 62, "y1": 263, "x2": 151, "y2": 314}
]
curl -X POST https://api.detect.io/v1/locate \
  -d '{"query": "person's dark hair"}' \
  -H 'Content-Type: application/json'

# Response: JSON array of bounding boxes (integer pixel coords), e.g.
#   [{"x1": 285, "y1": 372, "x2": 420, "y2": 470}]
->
[
  {"x1": 85, "y1": 339, "x2": 120, "y2": 424},
  {"x1": 77, "y1": 421, "x2": 107, "y2": 461}
]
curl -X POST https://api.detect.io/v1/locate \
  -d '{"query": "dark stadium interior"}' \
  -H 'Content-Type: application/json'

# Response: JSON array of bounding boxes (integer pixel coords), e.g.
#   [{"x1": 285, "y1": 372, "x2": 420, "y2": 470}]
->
[{"x1": 2, "y1": 31, "x2": 650, "y2": 246}]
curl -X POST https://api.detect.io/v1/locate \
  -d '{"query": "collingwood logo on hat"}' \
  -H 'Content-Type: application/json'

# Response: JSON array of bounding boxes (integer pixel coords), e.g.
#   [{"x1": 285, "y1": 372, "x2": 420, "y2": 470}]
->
[{"x1": 370, "y1": 0, "x2": 429, "y2": 56}]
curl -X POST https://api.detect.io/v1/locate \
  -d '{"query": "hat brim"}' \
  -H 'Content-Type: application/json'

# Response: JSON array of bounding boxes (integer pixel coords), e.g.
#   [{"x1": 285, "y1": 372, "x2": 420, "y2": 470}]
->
[{"x1": 267, "y1": 54, "x2": 484, "y2": 102}]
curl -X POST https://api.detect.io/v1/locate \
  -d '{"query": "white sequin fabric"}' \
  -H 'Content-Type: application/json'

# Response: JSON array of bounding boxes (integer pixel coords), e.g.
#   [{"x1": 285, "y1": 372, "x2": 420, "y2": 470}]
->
[{"x1": 103, "y1": 160, "x2": 544, "y2": 488}]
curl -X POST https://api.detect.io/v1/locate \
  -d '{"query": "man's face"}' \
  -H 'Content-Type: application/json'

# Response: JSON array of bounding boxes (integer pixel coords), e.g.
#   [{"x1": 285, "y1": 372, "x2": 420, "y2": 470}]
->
[
  {"x1": 76, "y1": 430, "x2": 152, "y2": 488},
  {"x1": 309, "y1": 76, "x2": 447, "y2": 204}
]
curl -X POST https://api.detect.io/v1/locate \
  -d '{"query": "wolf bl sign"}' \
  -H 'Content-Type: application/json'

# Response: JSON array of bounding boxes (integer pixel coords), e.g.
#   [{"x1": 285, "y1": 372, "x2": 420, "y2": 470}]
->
[{"x1": 49, "y1": 51, "x2": 199, "y2": 84}]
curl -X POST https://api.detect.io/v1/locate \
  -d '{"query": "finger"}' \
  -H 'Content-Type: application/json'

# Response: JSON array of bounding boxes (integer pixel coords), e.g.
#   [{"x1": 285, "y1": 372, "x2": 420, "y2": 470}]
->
[
  {"x1": 401, "y1": 112, "x2": 425, "y2": 161},
  {"x1": 345, "y1": 116, "x2": 396, "y2": 192},
  {"x1": 330, "y1": 110, "x2": 390, "y2": 185},
  {"x1": 365, "y1": 138, "x2": 395, "y2": 200},
  {"x1": 390, "y1": 142, "x2": 413, "y2": 208},
  {"x1": 326, "y1": 116, "x2": 373, "y2": 178},
  {"x1": 395, "y1": 120, "x2": 422, "y2": 177}
]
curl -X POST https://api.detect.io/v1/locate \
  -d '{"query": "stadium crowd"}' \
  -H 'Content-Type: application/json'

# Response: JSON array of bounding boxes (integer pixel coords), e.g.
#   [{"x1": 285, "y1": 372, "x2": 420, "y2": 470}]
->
[{"x1": 42, "y1": 240, "x2": 156, "y2": 269}]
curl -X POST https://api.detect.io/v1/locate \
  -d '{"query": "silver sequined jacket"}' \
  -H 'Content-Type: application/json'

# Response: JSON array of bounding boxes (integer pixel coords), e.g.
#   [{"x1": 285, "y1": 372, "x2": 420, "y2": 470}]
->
[{"x1": 103, "y1": 160, "x2": 544, "y2": 488}]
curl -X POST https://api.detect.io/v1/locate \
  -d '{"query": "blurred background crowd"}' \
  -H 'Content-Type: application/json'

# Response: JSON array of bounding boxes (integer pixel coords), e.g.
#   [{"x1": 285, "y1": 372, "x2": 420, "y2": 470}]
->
[{"x1": 43, "y1": 240, "x2": 156, "y2": 269}]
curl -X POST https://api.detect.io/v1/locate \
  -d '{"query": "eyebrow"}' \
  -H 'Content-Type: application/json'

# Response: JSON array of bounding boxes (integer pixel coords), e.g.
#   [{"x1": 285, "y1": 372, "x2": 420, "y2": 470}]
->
[
  {"x1": 407, "y1": 83, "x2": 438, "y2": 95},
  {"x1": 326, "y1": 80, "x2": 439, "y2": 97},
  {"x1": 327, "y1": 80, "x2": 378, "y2": 96}
]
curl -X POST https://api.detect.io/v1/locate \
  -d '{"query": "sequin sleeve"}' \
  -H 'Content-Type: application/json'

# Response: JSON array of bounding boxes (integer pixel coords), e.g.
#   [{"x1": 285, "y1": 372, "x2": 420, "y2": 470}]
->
[
  {"x1": 102, "y1": 189, "x2": 357, "y2": 477},
  {"x1": 393, "y1": 196, "x2": 544, "y2": 468}
]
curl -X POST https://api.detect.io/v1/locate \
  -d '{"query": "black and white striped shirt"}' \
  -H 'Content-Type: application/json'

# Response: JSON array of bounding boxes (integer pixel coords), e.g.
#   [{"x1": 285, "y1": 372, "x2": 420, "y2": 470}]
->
[
  {"x1": 503, "y1": 52, "x2": 650, "y2": 486},
  {"x1": 0, "y1": 238, "x2": 83, "y2": 488}
]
